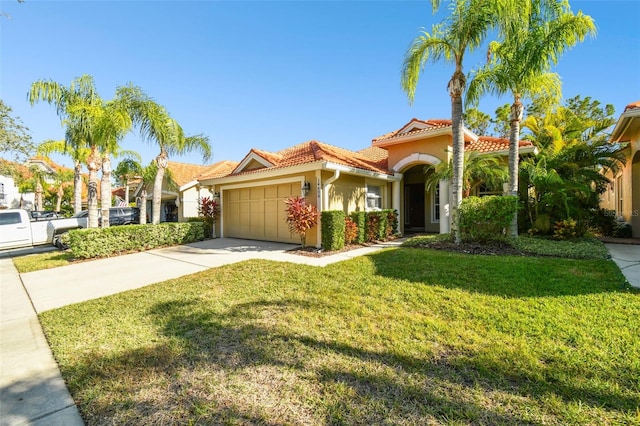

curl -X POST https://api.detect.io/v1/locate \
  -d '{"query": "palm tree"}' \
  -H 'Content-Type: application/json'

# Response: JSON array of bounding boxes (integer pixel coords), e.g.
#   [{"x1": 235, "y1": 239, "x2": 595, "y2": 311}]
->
[
  {"x1": 37, "y1": 139, "x2": 90, "y2": 214},
  {"x1": 466, "y1": 0, "x2": 595, "y2": 236},
  {"x1": 401, "y1": 0, "x2": 498, "y2": 243},
  {"x1": 521, "y1": 101, "x2": 625, "y2": 233},
  {"x1": 135, "y1": 161, "x2": 176, "y2": 225},
  {"x1": 50, "y1": 168, "x2": 74, "y2": 213},
  {"x1": 114, "y1": 157, "x2": 143, "y2": 205},
  {"x1": 117, "y1": 85, "x2": 211, "y2": 224},
  {"x1": 29, "y1": 75, "x2": 105, "y2": 228},
  {"x1": 425, "y1": 151, "x2": 508, "y2": 198}
]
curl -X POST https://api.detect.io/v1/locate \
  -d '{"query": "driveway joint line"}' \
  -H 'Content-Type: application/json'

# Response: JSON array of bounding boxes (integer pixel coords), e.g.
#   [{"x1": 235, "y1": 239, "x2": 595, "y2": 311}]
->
[{"x1": 142, "y1": 250, "x2": 219, "y2": 269}]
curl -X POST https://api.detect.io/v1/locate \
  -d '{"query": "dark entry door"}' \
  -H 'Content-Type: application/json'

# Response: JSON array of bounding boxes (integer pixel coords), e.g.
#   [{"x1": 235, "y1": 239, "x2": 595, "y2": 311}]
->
[{"x1": 404, "y1": 184, "x2": 425, "y2": 229}]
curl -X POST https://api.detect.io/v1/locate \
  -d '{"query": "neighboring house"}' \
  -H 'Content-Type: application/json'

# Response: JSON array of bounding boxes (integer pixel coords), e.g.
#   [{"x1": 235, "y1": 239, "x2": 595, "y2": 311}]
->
[
  {"x1": 134, "y1": 160, "x2": 238, "y2": 222},
  {"x1": 198, "y1": 118, "x2": 535, "y2": 247},
  {"x1": 600, "y1": 101, "x2": 640, "y2": 237},
  {"x1": 0, "y1": 157, "x2": 82, "y2": 210}
]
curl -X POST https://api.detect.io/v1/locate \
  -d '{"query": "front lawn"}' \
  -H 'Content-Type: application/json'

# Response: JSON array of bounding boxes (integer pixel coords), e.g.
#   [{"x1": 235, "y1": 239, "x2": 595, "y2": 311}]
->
[{"x1": 40, "y1": 248, "x2": 639, "y2": 425}]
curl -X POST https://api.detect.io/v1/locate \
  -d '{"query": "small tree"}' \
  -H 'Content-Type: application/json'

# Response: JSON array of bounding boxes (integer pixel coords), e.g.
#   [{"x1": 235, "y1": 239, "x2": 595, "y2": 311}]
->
[
  {"x1": 284, "y1": 196, "x2": 318, "y2": 248},
  {"x1": 198, "y1": 196, "x2": 220, "y2": 238}
]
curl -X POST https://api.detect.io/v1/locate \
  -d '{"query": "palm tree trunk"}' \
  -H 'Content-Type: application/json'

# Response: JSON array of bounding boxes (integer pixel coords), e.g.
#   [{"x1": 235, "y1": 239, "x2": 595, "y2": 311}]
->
[
  {"x1": 140, "y1": 188, "x2": 148, "y2": 225},
  {"x1": 74, "y1": 161, "x2": 82, "y2": 214},
  {"x1": 35, "y1": 180, "x2": 43, "y2": 211},
  {"x1": 100, "y1": 154, "x2": 112, "y2": 228},
  {"x1": 449, "y1": 69, "x2": 466, "y2": 244},
  {"x1": 56, "y1": 185, "x2": 64, "y2": 212},
  {"x1": 124, "y1": 180, "x2": 130, "y2": 204},
  {"x1": 152, "y1": 151, "x2": 168, "y2": 225},
  {"x1": 508, "y1": 94, "x2": 524, "y2": 237},
  {"x1": 87, "y1": 147, "x2": 101, "y2": 228}
]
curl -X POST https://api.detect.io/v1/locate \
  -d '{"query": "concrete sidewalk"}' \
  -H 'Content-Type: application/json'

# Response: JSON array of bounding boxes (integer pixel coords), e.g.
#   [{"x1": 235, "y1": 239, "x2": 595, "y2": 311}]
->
[
  {"x1": 0, "y1": 238, "x2": 403, "y2": 425},
  {"x1": 605, "y1": 243, "x2": 640, "y2": 289}
]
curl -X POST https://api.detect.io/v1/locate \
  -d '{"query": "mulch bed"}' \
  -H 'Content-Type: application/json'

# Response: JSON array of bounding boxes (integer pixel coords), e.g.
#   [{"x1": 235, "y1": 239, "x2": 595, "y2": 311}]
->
[{"x1": 287, "y1": 244, "x2": 370, "y2": 258}]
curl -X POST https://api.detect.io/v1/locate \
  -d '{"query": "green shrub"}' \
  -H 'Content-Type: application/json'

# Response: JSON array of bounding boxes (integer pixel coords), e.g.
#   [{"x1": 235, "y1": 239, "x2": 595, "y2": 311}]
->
[
  {"x1": 613, "y1": 222, "x2": 633, "y2": 238},
  {"x1": 65, "y1": 222, "x2": 205, "y2": 259},
  {"x1": 459, "y1": 196, "x2": 518, "y2": 242},
  {"x1": 186, "y1": 217, "x2": 210, "y2": 238},
  {"x1": 384, "y1": 209, "x2": 399, "y2": 237},
  {"x1": 350, "y1": 212, "x2": 366, "y2": 244},
  {"x1": 588, "y1": 208, "x2": 617, "y2": 236},
  {"x1": 321, "y1": 210, "x2": 346, "y2": 251}
]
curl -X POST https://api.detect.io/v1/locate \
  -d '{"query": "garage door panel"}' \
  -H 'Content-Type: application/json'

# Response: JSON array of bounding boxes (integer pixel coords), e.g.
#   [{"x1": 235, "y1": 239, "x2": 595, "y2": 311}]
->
[{"x1": 224, "y1": 184, "x2": 299, "y2": 243}]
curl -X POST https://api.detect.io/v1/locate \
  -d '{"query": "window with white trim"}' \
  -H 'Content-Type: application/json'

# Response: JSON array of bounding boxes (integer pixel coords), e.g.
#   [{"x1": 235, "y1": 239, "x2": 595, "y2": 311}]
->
[
  {"x1": 432, "y1": 185, "x2": 440, "y2": 222},
  {"x1": 366, "y1": 184, "x2": 383, "y2": 211},
  {"x1": 617, "y1": 175, "x2": 623, "y2": 216},
  {"x1": 477, "y1": 183, "x2": 502, "y2": 197}
]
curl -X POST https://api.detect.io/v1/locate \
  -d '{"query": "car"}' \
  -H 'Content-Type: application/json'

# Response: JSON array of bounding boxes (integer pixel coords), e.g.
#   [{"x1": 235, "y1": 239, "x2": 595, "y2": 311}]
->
[
  {"x1": 30, "y1": 210, "x2": 60, "y2": 220},
  {"x1": 72, "y1": 207, "x2": 141, "y2": 226}
]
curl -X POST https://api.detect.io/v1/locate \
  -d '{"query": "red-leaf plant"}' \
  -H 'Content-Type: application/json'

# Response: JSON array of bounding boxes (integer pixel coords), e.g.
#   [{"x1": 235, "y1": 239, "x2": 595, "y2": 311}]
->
[
  {"x1": 284, "y1": 196, "x2": 318, "y2": 248},
  {"x1": 198, "y1": 196, "x2": 220, "y2": 238}
]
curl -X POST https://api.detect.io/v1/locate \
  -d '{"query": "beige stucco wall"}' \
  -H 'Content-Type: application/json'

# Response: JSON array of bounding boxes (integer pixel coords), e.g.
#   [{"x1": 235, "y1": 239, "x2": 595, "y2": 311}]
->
[
  {"x1": 386, "y1": 135, "x2": 451, "y2": 171},
  {"x1": 600, "y1": 126, "x2": 640, "y2": 237}
]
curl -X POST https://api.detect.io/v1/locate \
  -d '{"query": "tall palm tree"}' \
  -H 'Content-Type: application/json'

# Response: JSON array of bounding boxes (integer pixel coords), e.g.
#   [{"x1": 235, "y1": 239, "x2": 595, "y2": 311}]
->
[
  {"x1": 466, "y1": 0, "x2": 596, "y2": 235},
  {"x1": 401, "y1": 0, "x2": 498, "y2": 243},
  {"x1": 29, "y1": 75, "x2": 104, "y2": 228},
  {"x1": 37, "y1": 139, "x2": 90, "y2": 214},
  {"x1": 117, "y1": 85, "x2": 211, "y2": 224}
]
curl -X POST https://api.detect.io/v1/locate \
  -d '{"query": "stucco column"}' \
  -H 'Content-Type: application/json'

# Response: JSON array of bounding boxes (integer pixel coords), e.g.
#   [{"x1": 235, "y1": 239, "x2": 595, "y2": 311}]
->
[
  {"x1": 439, "y1": 179, "x2": 450, "y2": 234},
  {"x1": 392, "y1": 179, "x2": 402, "y2": 235}
]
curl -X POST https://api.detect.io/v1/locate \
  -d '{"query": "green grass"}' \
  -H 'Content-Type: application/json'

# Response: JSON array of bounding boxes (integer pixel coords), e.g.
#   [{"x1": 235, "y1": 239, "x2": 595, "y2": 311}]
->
[
  {"x1": 12, "y1": 251, "x2": 75, "y2": 273},
  {"x1": 39, "y1": 248, "x2": 639, "y2": 425}
]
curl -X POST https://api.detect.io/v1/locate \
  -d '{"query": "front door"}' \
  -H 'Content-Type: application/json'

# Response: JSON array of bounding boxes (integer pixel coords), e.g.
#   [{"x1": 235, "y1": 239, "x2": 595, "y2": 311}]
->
[{"x1": 404, "y1": 184, "x2": 425, "y2": 230}]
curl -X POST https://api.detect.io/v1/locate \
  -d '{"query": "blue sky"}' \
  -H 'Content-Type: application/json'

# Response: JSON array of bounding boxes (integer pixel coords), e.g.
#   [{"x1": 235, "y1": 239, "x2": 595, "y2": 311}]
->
[{"x1": 1, "y1": 0, "x2": 639, "y2": 170}]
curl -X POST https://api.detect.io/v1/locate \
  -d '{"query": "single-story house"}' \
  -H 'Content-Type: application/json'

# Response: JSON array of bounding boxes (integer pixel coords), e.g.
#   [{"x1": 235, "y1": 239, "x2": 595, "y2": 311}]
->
[
  {"x1": 133, "y1": 160, "x2": 238, "y2": 222},
  {"x1": 198, "y1": 118, "x2": 535, "y2": 247},
  {"x1": 599, "y1": 101, "x2": 640, "y2": 237}
]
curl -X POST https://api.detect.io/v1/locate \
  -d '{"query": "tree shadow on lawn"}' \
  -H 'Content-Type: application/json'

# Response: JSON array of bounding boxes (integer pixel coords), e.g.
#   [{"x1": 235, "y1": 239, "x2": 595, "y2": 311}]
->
[
  {"x1": 63, "y1": 297, "x2": 637, "y2": 424},
  {"x1": 366, "y1": 248, "x2": 635, "y2": 298}
]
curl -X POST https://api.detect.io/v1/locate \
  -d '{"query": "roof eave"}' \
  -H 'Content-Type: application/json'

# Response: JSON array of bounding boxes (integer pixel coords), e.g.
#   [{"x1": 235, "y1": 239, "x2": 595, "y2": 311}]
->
[{"x1": 610, "y1": 108, "x2": 640, "y2": 142}]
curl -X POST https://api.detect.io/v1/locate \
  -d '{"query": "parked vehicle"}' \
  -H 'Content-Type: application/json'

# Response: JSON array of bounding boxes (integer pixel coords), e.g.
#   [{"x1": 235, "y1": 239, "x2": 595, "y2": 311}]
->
[
  {"x1": 30, "y1": 210, "x2": 60, "y2": 220},
  {"x1": 0, "y1": 209, "x2": 86, "y2": 250},
  {"x1": 73, "y1": 207, "x2": 140, "y2": 226}
]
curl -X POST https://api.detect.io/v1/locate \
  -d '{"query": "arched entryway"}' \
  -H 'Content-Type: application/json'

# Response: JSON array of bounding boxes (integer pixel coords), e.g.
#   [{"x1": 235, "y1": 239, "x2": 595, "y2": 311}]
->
[{"x1": 392, "y1": 153, "x2": 449, "y2": 235}]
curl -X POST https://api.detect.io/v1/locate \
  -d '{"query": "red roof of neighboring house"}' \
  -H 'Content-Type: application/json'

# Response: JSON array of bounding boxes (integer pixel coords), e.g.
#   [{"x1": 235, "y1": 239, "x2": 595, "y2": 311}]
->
[
  {"x1": 468, "y1": 136, "x2": 534, "y2": 153},
  {"x1": 624, "y1": 101, "x2": 640, "y2": 112}
]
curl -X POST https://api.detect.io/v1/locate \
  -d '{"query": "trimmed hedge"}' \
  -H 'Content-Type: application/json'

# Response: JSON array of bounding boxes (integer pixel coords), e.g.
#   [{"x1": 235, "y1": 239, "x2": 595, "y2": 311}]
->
[
  {"x1": 63, "y1": 222, "x2": 205, "y2": 259},
  {"x1": 364, "y1": 210, "x2": 398, "y2": 242},
  {"x1": 321, "y1": 210, "x2": 346, "y2": 251},
  {"x1": 459, "y1": 196, "x2": 518, "y2": 242},
  {"x1": 350, "y1": 211, "x2": 366, "y2": 244}
]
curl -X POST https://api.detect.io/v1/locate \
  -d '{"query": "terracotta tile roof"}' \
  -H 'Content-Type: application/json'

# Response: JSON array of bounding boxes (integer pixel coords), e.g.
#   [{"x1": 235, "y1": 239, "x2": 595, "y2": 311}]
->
[
  {"x1": 624, "y1": 101, "x2": 640, "y2": 112},
  {"x1": 166, "y1": 161, "x2": 218, "y2": 186},
  {"x1": 467, "y1": 136, "x2": 534, "y2": 153},
  {"x1": 229, "y1": 140, "x2": 392, "y2": 177},
  {"x1": 372, "y1": 118, "x2": 453, "y2": 143},
  {"x1": 196, "y1": 160, "x2": 240, "y2": 180}
]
